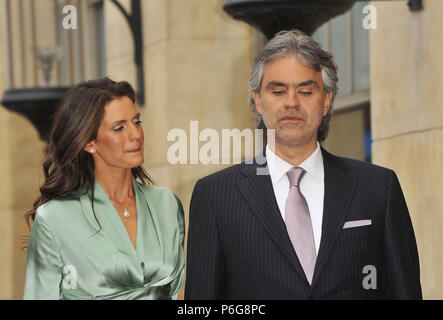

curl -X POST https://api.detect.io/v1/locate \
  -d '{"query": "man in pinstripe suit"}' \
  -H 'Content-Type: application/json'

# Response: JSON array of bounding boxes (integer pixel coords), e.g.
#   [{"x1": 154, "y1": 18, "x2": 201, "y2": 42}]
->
[{"x1": 185, "y1": 30, "x2": 422, "y2": 299}]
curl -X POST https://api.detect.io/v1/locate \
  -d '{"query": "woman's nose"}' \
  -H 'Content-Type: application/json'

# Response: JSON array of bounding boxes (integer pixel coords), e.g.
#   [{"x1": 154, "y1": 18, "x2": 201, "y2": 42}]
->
[{"x1": 129, "y1": 123, "x2": 142, "y2": 140}]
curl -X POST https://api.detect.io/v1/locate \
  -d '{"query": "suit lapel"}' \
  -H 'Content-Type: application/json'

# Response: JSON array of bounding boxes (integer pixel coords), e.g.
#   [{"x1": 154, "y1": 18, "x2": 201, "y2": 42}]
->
[
  {"x1": 310, "y1": 148, "x2": 359, "y2": 290},
  {"x1": 237, "y1": 153, "x2": 307, "y2": 281}
]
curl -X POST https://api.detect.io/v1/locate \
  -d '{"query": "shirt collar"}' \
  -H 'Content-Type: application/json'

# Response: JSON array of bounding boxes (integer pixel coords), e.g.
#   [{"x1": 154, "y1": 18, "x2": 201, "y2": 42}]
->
[{"x1": 266, "y1": 141, "x2": 324, "y2": 185}]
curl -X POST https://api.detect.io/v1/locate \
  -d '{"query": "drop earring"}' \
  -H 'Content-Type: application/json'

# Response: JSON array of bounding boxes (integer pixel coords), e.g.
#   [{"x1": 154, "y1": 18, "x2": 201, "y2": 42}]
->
[{"x1": 90, "y1": 149, "x2": 95, "y2": 153}]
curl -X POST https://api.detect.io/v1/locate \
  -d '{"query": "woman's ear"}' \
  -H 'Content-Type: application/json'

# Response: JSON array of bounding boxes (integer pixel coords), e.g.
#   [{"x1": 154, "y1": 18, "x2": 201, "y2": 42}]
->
[{"x1": 83, "y1": 141, "x2": 96, "y2": 154}]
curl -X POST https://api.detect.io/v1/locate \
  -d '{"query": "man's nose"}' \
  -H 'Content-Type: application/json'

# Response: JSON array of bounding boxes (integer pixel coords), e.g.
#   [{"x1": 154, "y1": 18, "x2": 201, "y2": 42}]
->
[{"x1": 285, "y1": 89, "x2": 299, "y2": 108}]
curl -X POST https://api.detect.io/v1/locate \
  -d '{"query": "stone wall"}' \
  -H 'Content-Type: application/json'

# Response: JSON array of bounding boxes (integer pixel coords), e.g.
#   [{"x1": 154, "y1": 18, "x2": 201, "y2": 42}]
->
[
  {"x1": 370, "y1": 0, "x2": 443, "y2": 298},
  {"x1": 0, "y1": 1, "x2": 47, "y2": 299}
]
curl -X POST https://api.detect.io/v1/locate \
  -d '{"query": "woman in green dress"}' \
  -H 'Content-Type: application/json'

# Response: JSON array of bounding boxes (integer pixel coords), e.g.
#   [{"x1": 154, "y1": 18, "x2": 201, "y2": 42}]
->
[{"x1": 23, "y1": 78, "x2": 185, "y2": 300}]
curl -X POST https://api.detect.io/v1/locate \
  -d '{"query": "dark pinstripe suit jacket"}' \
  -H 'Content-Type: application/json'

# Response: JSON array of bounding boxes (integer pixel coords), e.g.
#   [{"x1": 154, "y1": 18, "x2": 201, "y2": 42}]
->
[{"x1": 185, "y1": 147, "x2": 422, "y2": 299}]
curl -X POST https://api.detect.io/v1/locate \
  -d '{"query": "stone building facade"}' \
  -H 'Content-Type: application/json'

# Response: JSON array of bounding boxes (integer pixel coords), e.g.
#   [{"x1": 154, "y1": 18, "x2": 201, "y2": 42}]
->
[{"x1": 0, "y1": 0, "x2": 441, "y2": 299}]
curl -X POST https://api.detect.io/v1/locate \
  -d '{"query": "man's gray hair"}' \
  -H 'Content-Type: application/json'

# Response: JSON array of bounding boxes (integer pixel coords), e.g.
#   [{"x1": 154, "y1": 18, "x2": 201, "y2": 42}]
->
[{"x1": 248, "y1": 29, "x2": 339, "y2": 142}]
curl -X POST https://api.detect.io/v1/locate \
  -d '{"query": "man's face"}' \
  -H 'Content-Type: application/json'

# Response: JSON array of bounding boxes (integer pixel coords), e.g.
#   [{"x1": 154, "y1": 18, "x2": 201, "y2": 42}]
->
[{"x1": 253, "y1": 54, "x2": 332, "y2": 148}]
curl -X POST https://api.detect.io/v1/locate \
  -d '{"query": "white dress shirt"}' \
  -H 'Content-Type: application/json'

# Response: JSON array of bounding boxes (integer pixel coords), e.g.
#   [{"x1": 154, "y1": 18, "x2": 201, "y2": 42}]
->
[{"x1": 266, "y1": 142, "x2": 324, "y2": 254}]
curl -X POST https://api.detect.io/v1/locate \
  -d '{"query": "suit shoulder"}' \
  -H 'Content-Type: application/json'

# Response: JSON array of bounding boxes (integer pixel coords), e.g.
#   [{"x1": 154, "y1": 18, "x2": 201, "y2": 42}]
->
[
  {"x1": 335, "y1": 155, "x2": 394, "y2": 178},
  {"x1": 196, "y1": 163, "x2": 246, "y2": 186}
]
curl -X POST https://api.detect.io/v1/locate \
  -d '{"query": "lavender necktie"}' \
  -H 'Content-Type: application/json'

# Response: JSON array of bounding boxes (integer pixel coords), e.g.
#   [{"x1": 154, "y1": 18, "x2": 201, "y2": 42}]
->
[{"x1": 285, "y1": 167, "x2": 316, "y2": 285}]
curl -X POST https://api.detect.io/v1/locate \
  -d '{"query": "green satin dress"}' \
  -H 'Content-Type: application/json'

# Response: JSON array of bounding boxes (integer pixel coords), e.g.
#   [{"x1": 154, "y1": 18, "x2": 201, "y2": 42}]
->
[{"x1": 23, "y1": 177, "x2": 185, "y2": 300}]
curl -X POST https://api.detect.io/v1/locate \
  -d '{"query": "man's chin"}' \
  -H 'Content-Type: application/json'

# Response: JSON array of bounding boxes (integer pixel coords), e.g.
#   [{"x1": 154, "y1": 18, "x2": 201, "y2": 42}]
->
[
  {"x1": 275, "y1": 132, "x2": 315, "y2": 147},
  {"x1": 276, "y1": 127, "x2": 303, "y2": 140}
]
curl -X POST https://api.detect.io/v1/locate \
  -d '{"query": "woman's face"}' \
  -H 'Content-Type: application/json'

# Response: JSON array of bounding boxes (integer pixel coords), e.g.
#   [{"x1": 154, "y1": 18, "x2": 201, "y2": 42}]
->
[{"x1": 88, "y1": 96, "x2": 144, "y2": 170}]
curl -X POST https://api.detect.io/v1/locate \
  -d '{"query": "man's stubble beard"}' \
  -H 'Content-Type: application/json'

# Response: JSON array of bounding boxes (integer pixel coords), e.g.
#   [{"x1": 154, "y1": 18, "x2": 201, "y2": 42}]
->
[{"x1": 264, "y1": 116, "x2": 318, "y2": 148}]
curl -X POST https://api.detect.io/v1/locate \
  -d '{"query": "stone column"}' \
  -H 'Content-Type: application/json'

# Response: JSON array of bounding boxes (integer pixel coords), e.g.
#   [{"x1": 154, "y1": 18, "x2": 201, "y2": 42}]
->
[
  {"x1": 0, "y1": 0, "x2": 57, "y2": 299},
  {"x1": 370, "y1": 1, "x2": 443, "y2": 299}
]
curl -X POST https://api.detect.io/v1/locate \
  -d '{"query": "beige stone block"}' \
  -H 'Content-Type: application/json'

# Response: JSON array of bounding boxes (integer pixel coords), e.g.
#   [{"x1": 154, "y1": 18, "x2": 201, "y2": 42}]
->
[
  {"x1": 0, "y1": 208, "x2": 14, "y2": 299},
  {"x1": 370, "y1": 1, "x2": 443, "y2": 141},
  {"x1": 104, "y1": 0, "x2": 134, "y2": 61},
  {"x1": 0, "y1": 2, "x2": 5, "y2": 87},
  {"x1": 8, "y1": 112, "x2": 45, "y2": 207},
  {"x1": 9, "y1": 0, "x2": 24, "y2": 87},
  {"x1": 142, "y1": 42, "x2": 169, "y2": 168},
  {"x1": 142, "y1": 0, "x2": 168, "y2": 48},
  {"x1": 0, "y1": 97, "x2": 10, "y2": 206},
  {"x1": 0, "y1": 108, "x2": 43, "y2": 208},
  {"x1": 165, "y1": 39, "x2": 254, "y2": 128},
  {"x1": 33, "y1": 0, "x2": 58, "y2": 87},
  {"x1": 168, "y1": 0, "x2": 251, "y2": 40},
  {"x1": 106, "y1": 54, "x2": 137, "y2": 90},
  {"x1": 323, "y1": 108, "x2": 366, "y2": 161},
  {"x1": 21, "y1": 0, "x2": 36, "y2": 87},
  {"x1": 0, "y1": 110, "x2": 12, "y2": 209},
  {"x1": 372, "y1": 129, "x2": 443, "y2": 299},
  {"x1": 146, "y1": 163, "x2": 172, "y2": 189},
  {"x1": 0, "y1": 112, "x2": 38, "y2": 299},
  {"x1": 423, "y1": 1, "x2": 443, "y2": 129},
  {"x1": 142, "y1": 37, "x2": 255, "y2": 168},
  {"x1": 142, "y1": 0, "x2": 252, "y2": 48},
  {"x1": 0, "y1": 208, "x2": 28, "y2": 300}
]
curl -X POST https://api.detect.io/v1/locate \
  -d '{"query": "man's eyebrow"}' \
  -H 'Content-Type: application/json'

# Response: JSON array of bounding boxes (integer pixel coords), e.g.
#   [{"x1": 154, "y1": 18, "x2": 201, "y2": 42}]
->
[
  {"x1": 110, "y1": 113, "x2": 141, "y2": 127},
  {"x1": 264, "y1": 80, "x2": 319, "y2": 90},
  {"x1": 296, "y1": 80, "x2": 319, "y2": 88},
  {"x1": 265, "y1": 81, "x2": 288, "y2": 90}
]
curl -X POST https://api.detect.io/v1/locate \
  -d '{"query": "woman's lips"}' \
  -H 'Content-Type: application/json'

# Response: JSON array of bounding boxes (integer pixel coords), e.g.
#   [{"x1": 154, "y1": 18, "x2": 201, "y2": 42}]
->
[{"x1": 126, "y1": 148, "x2": 141, "y2": 153}]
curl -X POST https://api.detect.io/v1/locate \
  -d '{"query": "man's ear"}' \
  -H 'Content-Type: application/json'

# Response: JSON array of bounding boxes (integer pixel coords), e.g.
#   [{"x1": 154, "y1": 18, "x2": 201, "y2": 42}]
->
[
  {"x1": 252, "y1": 91, "x2": 263, "y2": 115},
  {"x1": 323, "y1": 91, "x2": 332, "y2": 117}
]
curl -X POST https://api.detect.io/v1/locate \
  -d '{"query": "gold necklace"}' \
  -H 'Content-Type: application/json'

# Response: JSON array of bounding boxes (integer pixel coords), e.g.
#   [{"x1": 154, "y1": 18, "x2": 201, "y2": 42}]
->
[{"x1": 109, "y1": 196, "x2": 134, "y2": 218}]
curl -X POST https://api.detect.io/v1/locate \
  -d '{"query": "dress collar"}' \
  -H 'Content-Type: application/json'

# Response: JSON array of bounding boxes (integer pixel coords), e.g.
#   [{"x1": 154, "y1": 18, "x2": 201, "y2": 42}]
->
[{"x1": 79, "y1": 175, "x2": 147, "y2": 257}]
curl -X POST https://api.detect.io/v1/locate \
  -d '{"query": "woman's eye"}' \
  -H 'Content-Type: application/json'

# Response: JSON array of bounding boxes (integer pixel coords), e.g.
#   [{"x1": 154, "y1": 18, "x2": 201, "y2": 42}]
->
[
  {"x1": 113, "y1": 126, "x2": 124, "y2": 132},
  {"x1": 134, "y1": 120, "x2": 143, "y2": 125}
]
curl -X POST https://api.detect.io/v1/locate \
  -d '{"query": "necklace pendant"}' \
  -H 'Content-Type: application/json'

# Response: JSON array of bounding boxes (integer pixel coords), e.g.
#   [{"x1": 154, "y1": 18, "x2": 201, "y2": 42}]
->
[{"x1": 123, "y1": 208, "x2": 130, "y2": 218}]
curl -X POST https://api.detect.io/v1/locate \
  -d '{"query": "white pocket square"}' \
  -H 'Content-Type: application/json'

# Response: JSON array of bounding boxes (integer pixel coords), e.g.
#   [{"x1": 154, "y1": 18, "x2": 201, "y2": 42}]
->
[{"x1": 343, "y1": 219, "x2": 372, "y2": 229}]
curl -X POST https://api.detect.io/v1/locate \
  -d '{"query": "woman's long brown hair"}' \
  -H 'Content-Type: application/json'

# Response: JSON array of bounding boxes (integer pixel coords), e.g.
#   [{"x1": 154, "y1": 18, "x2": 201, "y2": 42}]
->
[{"x1": 25, "y1": 77, "x2": 153, "y2": 230}]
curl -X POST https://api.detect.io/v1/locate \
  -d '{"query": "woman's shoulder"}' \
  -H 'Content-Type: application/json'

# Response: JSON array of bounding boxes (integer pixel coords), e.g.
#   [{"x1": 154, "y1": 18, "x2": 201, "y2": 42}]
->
[
  {"x1": 35, "y1": 192, "x2": 82, "y2": 222},
  {"x1": 139, "y1": 184, "x2": 179, "y2": 201},
  {"x1": 137, "y1": 184, "x2": 183, "y2": 211},
  {"x1": 138, "y1": 184, "x2": 185, "y2": 235}
]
